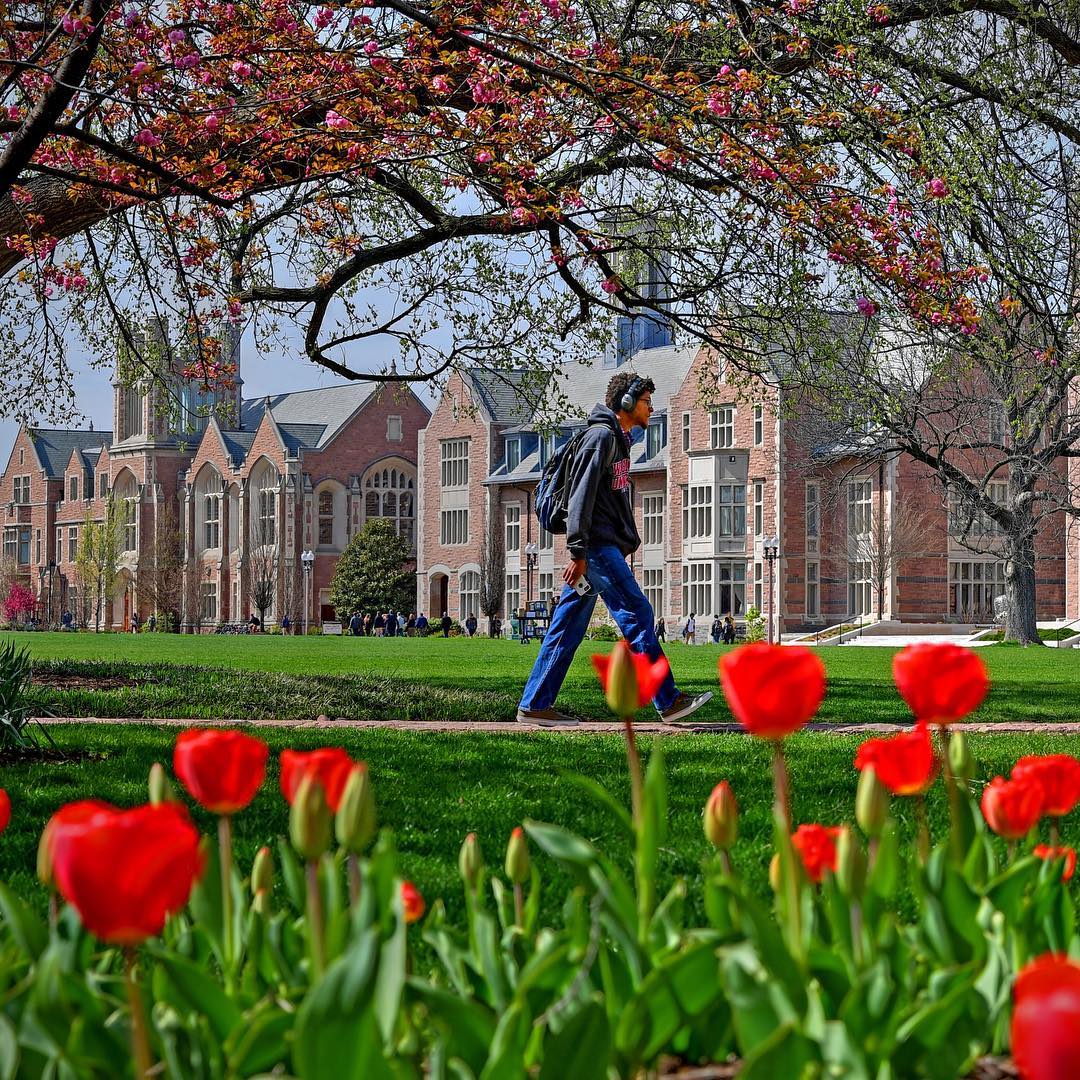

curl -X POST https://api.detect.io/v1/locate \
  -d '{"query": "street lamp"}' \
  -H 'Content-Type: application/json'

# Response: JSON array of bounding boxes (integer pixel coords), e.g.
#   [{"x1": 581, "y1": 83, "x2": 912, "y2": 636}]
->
[
  {"x1": 762, "y1": 536, "x2": 780, "y2": 645},
  {"x1": 48, "y1": 559, "x2": 55, "y2": 626},
  {"x1": 300, "y1": 550, "x2": 314, "y2": 635},
  {"x1": 524, "y1": 542, "x2": 538, "y2": 607},
  {"x1": 37, "y1": 565, "x2": 46, "y2": 624}
]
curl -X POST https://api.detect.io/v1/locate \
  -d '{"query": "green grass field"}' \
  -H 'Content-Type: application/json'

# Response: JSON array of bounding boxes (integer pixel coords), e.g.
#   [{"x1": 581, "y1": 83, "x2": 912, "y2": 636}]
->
[
  {"x1": 8, "y1": 631, "x2": 1080, "y2": 725},
  {"x1": 3, "y1": 724, "x2": 1078, "y2": 928}
]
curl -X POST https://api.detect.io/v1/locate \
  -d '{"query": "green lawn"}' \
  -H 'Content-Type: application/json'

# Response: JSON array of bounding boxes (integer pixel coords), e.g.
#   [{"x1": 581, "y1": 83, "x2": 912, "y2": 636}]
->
[
  {"x1": 9, "y1": 631, "x2": 1080, "y2": 725},
  {"x1": 3, "y1": 724, "x2": 1078, "y2": 930}
]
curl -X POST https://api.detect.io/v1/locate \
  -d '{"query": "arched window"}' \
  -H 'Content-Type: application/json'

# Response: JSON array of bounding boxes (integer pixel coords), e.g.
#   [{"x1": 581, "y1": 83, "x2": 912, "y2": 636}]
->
[
  {"x1": 362, "y1": 462, "x2": 416, "y2": 548},
  {"x1": 248, "y1": 460, "x2": 279, "y2": 547},
  {"x1": 318, "y1": 490, "x2": 334, "y2": 546},
  {"x1": 113, "y1": 472, "x2": 139, "y2": 552},
  {"x1": 459, "y1": 570, "x2": 480, "y2": 622}
]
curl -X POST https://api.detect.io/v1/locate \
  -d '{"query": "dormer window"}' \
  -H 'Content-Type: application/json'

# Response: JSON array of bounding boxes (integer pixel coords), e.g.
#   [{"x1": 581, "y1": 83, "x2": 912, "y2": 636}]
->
[
  {"x1": 646, "y1": 420, "x2": 662, "y2": 459},
  {"x1": 505, "y1": 438, "x2": 521, "y2": 472},
  {"x1": 69, "y1": 476, "x2": 78, "y2": 502},
  {"x1": 539, "y1": 433, "x2": 556, "y2": 468}
]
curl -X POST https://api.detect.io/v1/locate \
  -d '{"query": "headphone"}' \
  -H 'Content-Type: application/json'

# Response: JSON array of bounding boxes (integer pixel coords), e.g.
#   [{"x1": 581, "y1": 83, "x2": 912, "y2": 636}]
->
[{"x1": 620, "y1": 376, "x2": 646, "y2": 412}]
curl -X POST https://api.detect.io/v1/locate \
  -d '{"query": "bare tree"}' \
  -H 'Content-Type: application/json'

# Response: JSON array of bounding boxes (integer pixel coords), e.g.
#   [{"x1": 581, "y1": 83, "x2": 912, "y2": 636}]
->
[
  {"x1": 139, "y1": 503, "x2": 184, "y2": 629},
  {"x1": 479, "y1": 514, "x2": 505, "y2": 637},
  {"x1": 182, "y1": 564, "x2": 205, "y2": 634},
  {"x1": 243, "y1": 512, "x2": 278, "y2": 629}
]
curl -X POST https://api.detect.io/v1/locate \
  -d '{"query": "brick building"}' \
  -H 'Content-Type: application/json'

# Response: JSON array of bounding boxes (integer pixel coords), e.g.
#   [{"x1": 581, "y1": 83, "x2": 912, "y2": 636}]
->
[
  {"x1": 416, "y1": 343, "x2": 1066, "y2": 635},
  {"x1": 1, "y1": 327, "x2": 429, "y2": 629}
]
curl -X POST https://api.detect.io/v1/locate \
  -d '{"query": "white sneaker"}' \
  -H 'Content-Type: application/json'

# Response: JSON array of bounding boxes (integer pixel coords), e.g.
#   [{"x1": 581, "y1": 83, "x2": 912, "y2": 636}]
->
[
  {"x1": 659, "y1": 691, "x2": 714, "y2": 724},
  {"x1": 516, "y1": 707, "x2": 581, "y2": 728}
]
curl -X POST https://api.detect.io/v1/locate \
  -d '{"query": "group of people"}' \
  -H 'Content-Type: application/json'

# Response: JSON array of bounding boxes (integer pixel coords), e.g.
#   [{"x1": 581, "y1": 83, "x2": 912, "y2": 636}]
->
[
  {"x1": 654, "y1": 614, "x2": 738, "y2": 645},
  {"x1": 345, "y1": 611, "x2": 461, "y2": 637}
]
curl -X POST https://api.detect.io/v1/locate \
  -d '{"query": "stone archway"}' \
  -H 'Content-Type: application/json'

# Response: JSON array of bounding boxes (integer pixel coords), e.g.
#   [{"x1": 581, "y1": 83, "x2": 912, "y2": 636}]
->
[{"x1": 429, "y1": 573, "x2": 449, "y2": 619}]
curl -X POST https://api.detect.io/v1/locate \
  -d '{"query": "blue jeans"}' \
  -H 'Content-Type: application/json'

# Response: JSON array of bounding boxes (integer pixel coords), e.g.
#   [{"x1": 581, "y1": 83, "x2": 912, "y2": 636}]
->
[{"x1": 519, "y1": 544, "x2": 679, "y2": 713}]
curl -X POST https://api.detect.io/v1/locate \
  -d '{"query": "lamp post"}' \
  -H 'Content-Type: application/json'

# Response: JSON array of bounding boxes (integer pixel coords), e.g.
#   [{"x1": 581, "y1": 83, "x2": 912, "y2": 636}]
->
[
  {"x1": 48, "y1": 559, "x2": 55, "y2": 626},
  {"x1": 37, "y1": 565, "x2": 46, "y2": 624},
  {"x1": 524, "y1": 542, "x2": 538, "y2": 608},
  {"x1": 763, "y1": 536, "x2": 780, "y2": 645},
  {"x1": 301, "y1": 550, "x2": 314, "y2": 635},
  {"x1": 204, "y1": 564, "x2": 212, "y2": 629}
]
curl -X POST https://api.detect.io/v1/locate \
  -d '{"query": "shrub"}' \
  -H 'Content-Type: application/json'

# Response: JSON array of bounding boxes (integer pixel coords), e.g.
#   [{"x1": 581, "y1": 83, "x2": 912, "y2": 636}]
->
[
  {"x1": 0, "y1": 639, "x2": 51, "y2": 749},
  {"x1": 744, "y1": 605, "x2": 766, "y2": 643},
  {"x1": 2, "y1": 583, "x2": 35, "y2": 625}
]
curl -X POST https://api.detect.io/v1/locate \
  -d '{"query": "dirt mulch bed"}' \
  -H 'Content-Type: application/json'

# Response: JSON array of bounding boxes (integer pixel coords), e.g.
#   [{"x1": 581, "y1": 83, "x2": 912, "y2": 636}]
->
[{"x1": 32, "y1": 674, "x2": 139, "y2": 691}]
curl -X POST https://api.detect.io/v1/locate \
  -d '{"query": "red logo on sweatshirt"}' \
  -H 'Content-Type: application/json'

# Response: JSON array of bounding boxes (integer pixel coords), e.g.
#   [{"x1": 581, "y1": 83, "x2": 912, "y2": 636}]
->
[{"x1": 611, "y1": 456, "x2": 630, "y2": 491}]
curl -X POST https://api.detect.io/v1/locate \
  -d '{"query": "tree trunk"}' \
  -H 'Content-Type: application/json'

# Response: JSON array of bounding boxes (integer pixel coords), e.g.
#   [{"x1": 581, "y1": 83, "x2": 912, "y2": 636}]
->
[{"x1": 1004, "y1": 502, "x2": 1042, "y2": 645}]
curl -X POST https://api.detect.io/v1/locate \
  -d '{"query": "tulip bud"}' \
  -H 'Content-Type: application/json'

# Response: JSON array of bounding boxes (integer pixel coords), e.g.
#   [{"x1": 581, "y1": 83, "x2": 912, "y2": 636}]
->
[
  {"x1": 289, "y1": 774, "x2": 331, "y2": 861},
  {"x1": 36, "y1": 823, "x2": 54, "y2": 888},
  {"x1": 335, "y1": 764, "x2": 375, "y2": 853},
  {"x1": 948, "y1": 730, "x2": 975, "y2": 783},
  {"x1": 704, "y1": 781, "x2": 738, "y2": 850},
  {"x1": 459, "y1": 832, "x2": 483, "y2": 890},
  {"x1": 148, "y1": 762, "x2": 176, "y2": 805},
  {"x1": 603, "y1": 641, "x2": 639, "y2": 716},
  {"x1": 505, "y1": 827, "x2": 529, "y2": 884},
  {"x1": 768, "y1": 852, "x2": 782, "y2": 893},
  {"x1": 835, "y1": 826, "x2": 866, "y2": 898},
  {"x1": 856, "y1": 767, "x2": 889, "y2": 837},
  {"x1": 251, "y1": 845, "x2": 274, "y2": 896}
]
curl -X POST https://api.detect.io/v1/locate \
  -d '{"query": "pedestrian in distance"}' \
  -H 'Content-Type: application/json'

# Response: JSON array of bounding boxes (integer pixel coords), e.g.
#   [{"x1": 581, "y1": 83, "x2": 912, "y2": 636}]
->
[
  {"x1": 683, "y1": 613, "x2": 696, "y2": 646},
  {"x1": 385, "y1": 610, "x2": 399, "y2": 638},
  {"x1": 282, "y1": 614, "x2": 291, "y2": 634},
  {"x1": 710, "y1": 615, "x2": 722, "y2": 644},
  {"x1": 416, "y1": 612, "x2": 429, "y2": 635},
  {"x1": 723, "y1": 614, "x2": 737, "y2": 644},
  {"x1": 374, "y1": 612, "x2": 386, "y2": 637},
  {"x1": 655, "y1": 616, "x2": 666, "y2": 642},
  {"x1": 406, "y1": 612, "x2": 416, "y2": 635},
  {"x1": 441, "y1": 611, "x2": 452, "y2": 637},
  {"x1": 349, "y1": 611, "x2": 362, "y2": 636},
  {"x1": 465, "y1": 613, "x2": 478, "y2": 637},
  {"x1": 517, "y1": 370, "x2": 712, "y2": 726}
]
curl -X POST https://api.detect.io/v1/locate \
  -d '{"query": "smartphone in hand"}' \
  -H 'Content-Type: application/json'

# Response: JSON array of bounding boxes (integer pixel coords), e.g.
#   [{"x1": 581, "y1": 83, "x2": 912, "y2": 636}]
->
[{"x1": 573, "y1": 575, "x2": 592, "y2": 596}]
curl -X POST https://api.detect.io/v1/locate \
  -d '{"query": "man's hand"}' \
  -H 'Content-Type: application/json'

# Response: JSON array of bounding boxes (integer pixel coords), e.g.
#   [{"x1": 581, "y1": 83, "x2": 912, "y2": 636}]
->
[{"x1": 563, "y1": 557, "x2": 587, "y2": 586}]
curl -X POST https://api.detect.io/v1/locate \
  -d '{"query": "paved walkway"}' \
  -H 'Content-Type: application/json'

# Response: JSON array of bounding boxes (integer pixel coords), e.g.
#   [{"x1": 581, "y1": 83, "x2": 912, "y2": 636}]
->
[{"x1": 35, "y1": 716, "x2": 1080, "y2": 735}]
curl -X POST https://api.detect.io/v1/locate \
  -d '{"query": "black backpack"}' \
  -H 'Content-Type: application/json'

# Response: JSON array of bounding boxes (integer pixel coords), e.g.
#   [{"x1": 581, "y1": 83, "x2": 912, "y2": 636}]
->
[{"x1": 534, "y1": 422, "x2": 615, "y2": 534}]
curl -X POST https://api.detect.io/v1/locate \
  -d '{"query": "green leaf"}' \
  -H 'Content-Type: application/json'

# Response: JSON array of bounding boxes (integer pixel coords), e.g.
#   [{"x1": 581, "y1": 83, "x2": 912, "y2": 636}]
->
[
  {"x1": 556, "y1": 771, "x2": 634, "y2": 839},
  {"x1": 277, "y1": 836, "x2": 306, "y2": 912},
  {"x1": 738, "y1": 1021, "x2": 816, "y2": 1079},
  {"x1": 479, "y1": 1001, "x2": 530, "y2": 1080},
  {"x1": 150, "y1": 949, "x2": 242, "y2": 1043},
  {"x1": 986, "y1": 856, "x2": 1040, "y2": 921},
  {"x1": 406, "y1": 978, "x2": 496, "y2": 1076},
  {"x1": 0, "y1": 1013, "x2": 19, "y2": 1080},
  {"x1": 538, "y1": 999, "x2": 610, "y2": 1080},
  {"x1": 375, "y1": 876, "x2": 408, "y2": 1046},
  {"x1": 868, "y1": 820, "x2": 899, "y2": 900},
  {"x1": 224, "y1": 1002, "x2": 293, "y2": 1076},
  {"x1": 292, "y1": 930, "x2": 392, "y2": 1080},
  {"x1": 0, "y1": 882, "x2": 47, "y2": 959}
]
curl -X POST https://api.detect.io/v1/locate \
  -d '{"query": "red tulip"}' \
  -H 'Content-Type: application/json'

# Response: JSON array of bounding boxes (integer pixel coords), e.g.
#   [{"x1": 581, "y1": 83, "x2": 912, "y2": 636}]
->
[
  {"x1": 854, "y1": 723, "x2": 936, "y2": 795},
  {"x1": 1012, "y1": 755, "x2": 1080, "y2": 817},
  {"x1": 719, "y1": 643, "x2": 826, "y2": 739},
  {"x1": 280, "y1": 748, "x2": 356, "y2": 812},
  {"x1": 401, "y1": 880, "x2": 425, "y2": 924},
  {"x1": 981, "y1": 775, "x2": 1043, "y2": 839},
  {"x1": 591, "y1": 641, "x2": 670, "y2": 711},
  {"x1": 173, "y1": 729, "x2": 269, "y2": 815},
  {"x1": 791, "y1": 823, "x2": 842, "y2": 883},
  {"x1": 0, "y1": 789, "x2": 9, "y2": 834},
  {"x1": 892, "y1": 643, "x2": 988, "y2": 725},
  {"x1": 48, "y1": 801, "x2": 203, "y2": 945},
  {"x1": 1034, "y1": 845, "x2": 1076, "y2": 882},
  {"x1": 1012, "y1": 954, "x2": 1080, "y2": 1080}
]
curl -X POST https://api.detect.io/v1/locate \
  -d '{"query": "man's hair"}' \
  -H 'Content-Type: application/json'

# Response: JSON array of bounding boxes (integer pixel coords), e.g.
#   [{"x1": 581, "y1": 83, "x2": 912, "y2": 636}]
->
[{"x1": 605, "y1": 371, "x2": 656, "y2": 413}]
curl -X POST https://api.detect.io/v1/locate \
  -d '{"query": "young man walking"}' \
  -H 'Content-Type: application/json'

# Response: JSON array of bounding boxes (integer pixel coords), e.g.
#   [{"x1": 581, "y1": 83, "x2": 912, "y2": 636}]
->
[{"x1": 517, "y1": 371, "x2": 713, "y2": 727}]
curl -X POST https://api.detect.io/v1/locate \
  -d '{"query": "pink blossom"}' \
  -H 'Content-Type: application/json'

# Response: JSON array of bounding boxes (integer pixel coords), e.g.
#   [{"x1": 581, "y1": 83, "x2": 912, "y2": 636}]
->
[
  {"x1": 324, "y1": 110, "x2": 350, "y2": 130},
  {"x1": 432, "y1": 75, "x2": 452, "y2": 93},
  {"x1": 855, "y1": 296, "x2": 877, "y2": 317},
  {"x1": 601, "y1": 278, "x2": 621, "y2": 294},
  {"x1": 475, "y1": 149, "x2": 493, "y2": 164},
  {"x1": 231, "y1": 61, "x2": 252, "y2": 78},
  {"x1": 176, "y1": 53, "x2": 201, "y2": 69},
  {"x1": 314, "y1": 7, "x2": 333, "y2": 28},
  {"x1": 133, "y1": 128, "x2": 161, "y2": 147},
  {"x1": 363, "y1": 40, "x2": 379, "y2": 55},
  {"x1": 130, "y1": 61, "x2": 150, "y2": 77},
  {"x1": 204, "y1": 113, "x2": 220, "y2": 132},
  {"x1": 926, "y1": 177, "x2": 948, "y2": 199},
  {"x1": 167, "y1": 29, "x2": 186, "y2": 44}
]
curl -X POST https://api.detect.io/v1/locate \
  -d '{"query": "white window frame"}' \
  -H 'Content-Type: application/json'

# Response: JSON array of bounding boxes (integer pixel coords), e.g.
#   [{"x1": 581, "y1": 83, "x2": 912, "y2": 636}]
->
[
  {"x1": 257, "y1": 485, "x2": 277, "y2": 545},
  {"x1": 539, "y1": 526, "x2": 554, "y2": 552},
  {"x1": 504, "y1": 504, "x2": 521, "y2": 554},
  {"x1": 950, "y1": 560, "x2": 1007, "y2": 619},
  {"x1": 459, "y1": 570, "x2": 480, "y2": 622},
  {"x1": 538, "y1": 571, "x2": 555, "y2": 599},
  {"x1": 848, "y1": 560, "x2": 873, "y2": 616},
  {"x1": 203, "y1": 492, "x2": 220, "y2": 550},
  {"x1": 201, "y1": 580, "x2": 218, "y2": 622},
  {"x1": 122, "y1": 497, "x2": 137, "y2": 552},
  {"x1": 440, "y1": 439, "x2": 470, "y2": 488},
  {"x1": 504, "y1": 571, "x2": 521, "y2": 618},
  {"x1": 710, "y1": 406, "x2": 735, "y2": 449},
  {"x1": 754, "y1": 561, "x2": 763, "y2": 611},
  {"x1": 505, "y1": 438, "x2": 521, "y2": 472},
  {"x1": 847, "y1": 479, "x2": 873, "y2": 538},
  {"x1": 681, "y1": 412, "x2": 691, "y2": 452},
  {"x1": 805, "y1": 560, "x2": 819, "y2": 617},
  {"x1": 642, "y1": 493, "x2": 664, "y2": 547},
  {"x1": 68, "y1": 526, "x2": 78, "y2": 563},
  {"x1": 69, "y1": 476, "x2": 79, "y2": 503},
  {"x1": 753, "y1": 480, "x2": 764, "y2": 536},
  {"x1": 683, "y1": 485, "x2": 713, "y2": 539},
  {"x1": 12, "y1": 476, "x2": 30, "y2": 504},
  {"x1": 386, "y1": 415, "x2": 403, "y2": 441},
  {"x1": 643, "y1": 567, "x2": 664, "y2": 614},
  {"x1": 682, "y1": 562, "x2": 713, "y2": 618},
  {"x1": 718, "y1": 483, "x2": 746, "y2": 537},
  {"x1": 753, "y1": 404, "x2": 763, "y2": 446},
  {"x1": 439, "y1": 508, "x2": 468, "y2": 546}
]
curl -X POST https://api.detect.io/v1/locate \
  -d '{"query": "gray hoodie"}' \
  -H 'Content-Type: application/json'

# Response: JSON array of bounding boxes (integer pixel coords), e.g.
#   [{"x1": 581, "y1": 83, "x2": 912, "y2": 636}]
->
[{"x1": 565, "y1": 404, "x2": 640, "y2": 559}]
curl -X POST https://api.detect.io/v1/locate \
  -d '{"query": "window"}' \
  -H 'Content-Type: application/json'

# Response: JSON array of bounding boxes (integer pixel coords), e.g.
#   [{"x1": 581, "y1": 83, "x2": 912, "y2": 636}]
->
[
  {"x1": 642, "y1": 493, "x2": 664, "y2": 546},
  {"x1": 318, "y1": 490, "x2": 334, "y2": 547},
  {"x1": 682, "y1": 412, "x2": 691, "y2": 452},
  {"x1": 754, "y1": 561, "x2": 763, "y2": 611},
  {"x1": 201, "y1": 580, "x2": 218, "y2": 622},
  {"x1": 539, "y1": 526, "x2": 554, "y2": 552},
  {"x1": 683, "y1": 485, "x2": 713, "y2": 539},
  {"x1": 949, "y1": 482, "x2": 1008, "y2": 537},
  {"x1": 753, "y1": 480, "x2": 764, "y2": 536},
  {"x1": 55, "y1": 527, "x2": 62, "y2": 560},
  {"x1": 386, "y1": 415, "x2": 403, "y2": 441},
  {"x1": 539, "y1": 571, "x2": 555, "y2": 598},
  {"x1": 847, "y1": 479, "x2": 873, "y2": 537},
  {"x1": 753, "y1": 404, "x2": 763, "y2": 446},
  {"x1": 17, "y1": 527, "x2": 29, "y2": 565},
  {"x1": 644, "y1": 568, "x2": 664, "y2": 614},
  {"x1": 718, "y1": 562, "x2": 746, "y2": 616},
  {"x1": 203, "y1": 493, "x2": 220, "y2": 549},
  {"x1": 683, "y1": 562, "x2": 712, "y2": 617},
  {"x1": 17, "y1": 449, "x2": 22, "y2": 466},
  {"x1": 504, "y1": 572, "x2": 521, "y2": 617},
  {"x1": 440, "y1": 509, "x2": 468, "y2": 545},
  {"x1": 123, "y1": 387, "x2": 144, "y2": 438},
  {"x1": 805, "y1": 561, "x2": 819, "y2": 616},
  {"x1": 35, "y1": 529, "x2": 40, "y2": 564},
  {"x1": 68, "y1": 526, "x2": 78, "y2": 562},
  {"x1": 122, "y1": 499, "x2": 137, "y2": 552},
  {"x1": 257, "y1": 485, "x2": 277, "y2": 545},
  {"x1": 83, "y1": 472, "x2": 92, "y2": 500},
  {"x1": 440, "y1": 439, "x2": 469, "y2": 488},
  {"x1": 505, "y1": 438, "x2": 521, "y2": 472},
  {"x1": 539, "y1": 433, "x2": 555, "y2": 468},
  {"x1": 99, "y1": 473, "x2": 109, "y2": 497},
  {"x1": 646, "y1": 422, "x2": 662, "y2": 459},
  {"x1": 848, "y1": 560, "x2": 872, "y2": 616},
  {"x1": 363, "y1": 466, "x2": 415, "y2": 548},
  {"x1": 459, "y1": 570, "x2": 480, "y2": 621},
  {"x1": 2, "y1": 529, "x2": 15, "y2": 561},
  {"x1": 989, "y1": 402, "x2": 1007, "y2": 446},
  {"x1": 718, "y1": 483, "x2": 746, "y2": 537},
  {"x1": 950, "y1": 560, "x2": 1007, "y2": 619},
  {"x1": 69, "y1": 476, "x2": 78, "y2": 502},
  {"x1": 806, "y1": 483, "x2": 820, "y2": 541},
  {"x1": 504, "y1": 505, "x2": 521, "y2": 554},
  {"x1": 12, "y1": 476, "x2": 30, "y2": 503},
  {"x1": 710, "y1": 406, "x2": 735, "y2": 449}
]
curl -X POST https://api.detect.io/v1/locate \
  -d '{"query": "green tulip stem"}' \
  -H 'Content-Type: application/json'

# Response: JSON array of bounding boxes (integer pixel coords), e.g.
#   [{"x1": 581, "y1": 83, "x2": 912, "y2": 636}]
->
[
  {"x1": 513, "y1": 882, "x2": 524, "y2": 928},
  {"x1": 48, "y1": 891, "x2": 57, "y2": 929},
  {"x1": 938, "y1": 727, "x2": 962, "y2": 862},
  {"x1": 916, "y1": 796, "x2": 930, "y2": 862},
  {"x1": 348, "y1": 852, "x2": 362, "y2": 910},
  {"x1": 719, "y1": 849, "x2": 733, "y2": 878},
  {"x1": 868, "y1": 836, "x2": 879, "y2": 874},
  {"x1": 305, "y1": 859, "x2": 326, "y2": 980},
  {"x1": 125, "y1": 948, "x2": 154, "y2": 1079},
  {"x1": 622, "y1": 716, "x2": 643, "y2": 828},
  {"x1": 850, "y1": 901, "x2": 864, "y2": 968},
  {"x1": 1050, "y1": 819, "x2": 1060, "y2": 847},
  {"x1": 218, "y1": 815, "x2": 234, "y2": 973},
  {"x1": 772, "y1": 740, "x2": 792, "y2": 833},
  {"x1": 1007, "y1": 840, "x2": 1017, "y2": 862}
]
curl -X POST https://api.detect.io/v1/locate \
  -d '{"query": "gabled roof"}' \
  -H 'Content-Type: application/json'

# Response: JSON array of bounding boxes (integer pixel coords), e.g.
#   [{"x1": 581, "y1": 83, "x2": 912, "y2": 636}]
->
[
  {"x1": 219, "y1": 429, "x2": 256, "y2": 464},
  {"x1": 27, "y1": 429, "x2": 114, "y2": 478},
  {"x1": 238, "y1": 381, "x2": 399, "y2": 451},
  {"x1": 462, "y1": 369, "x2": 547, "y2": 424}
]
